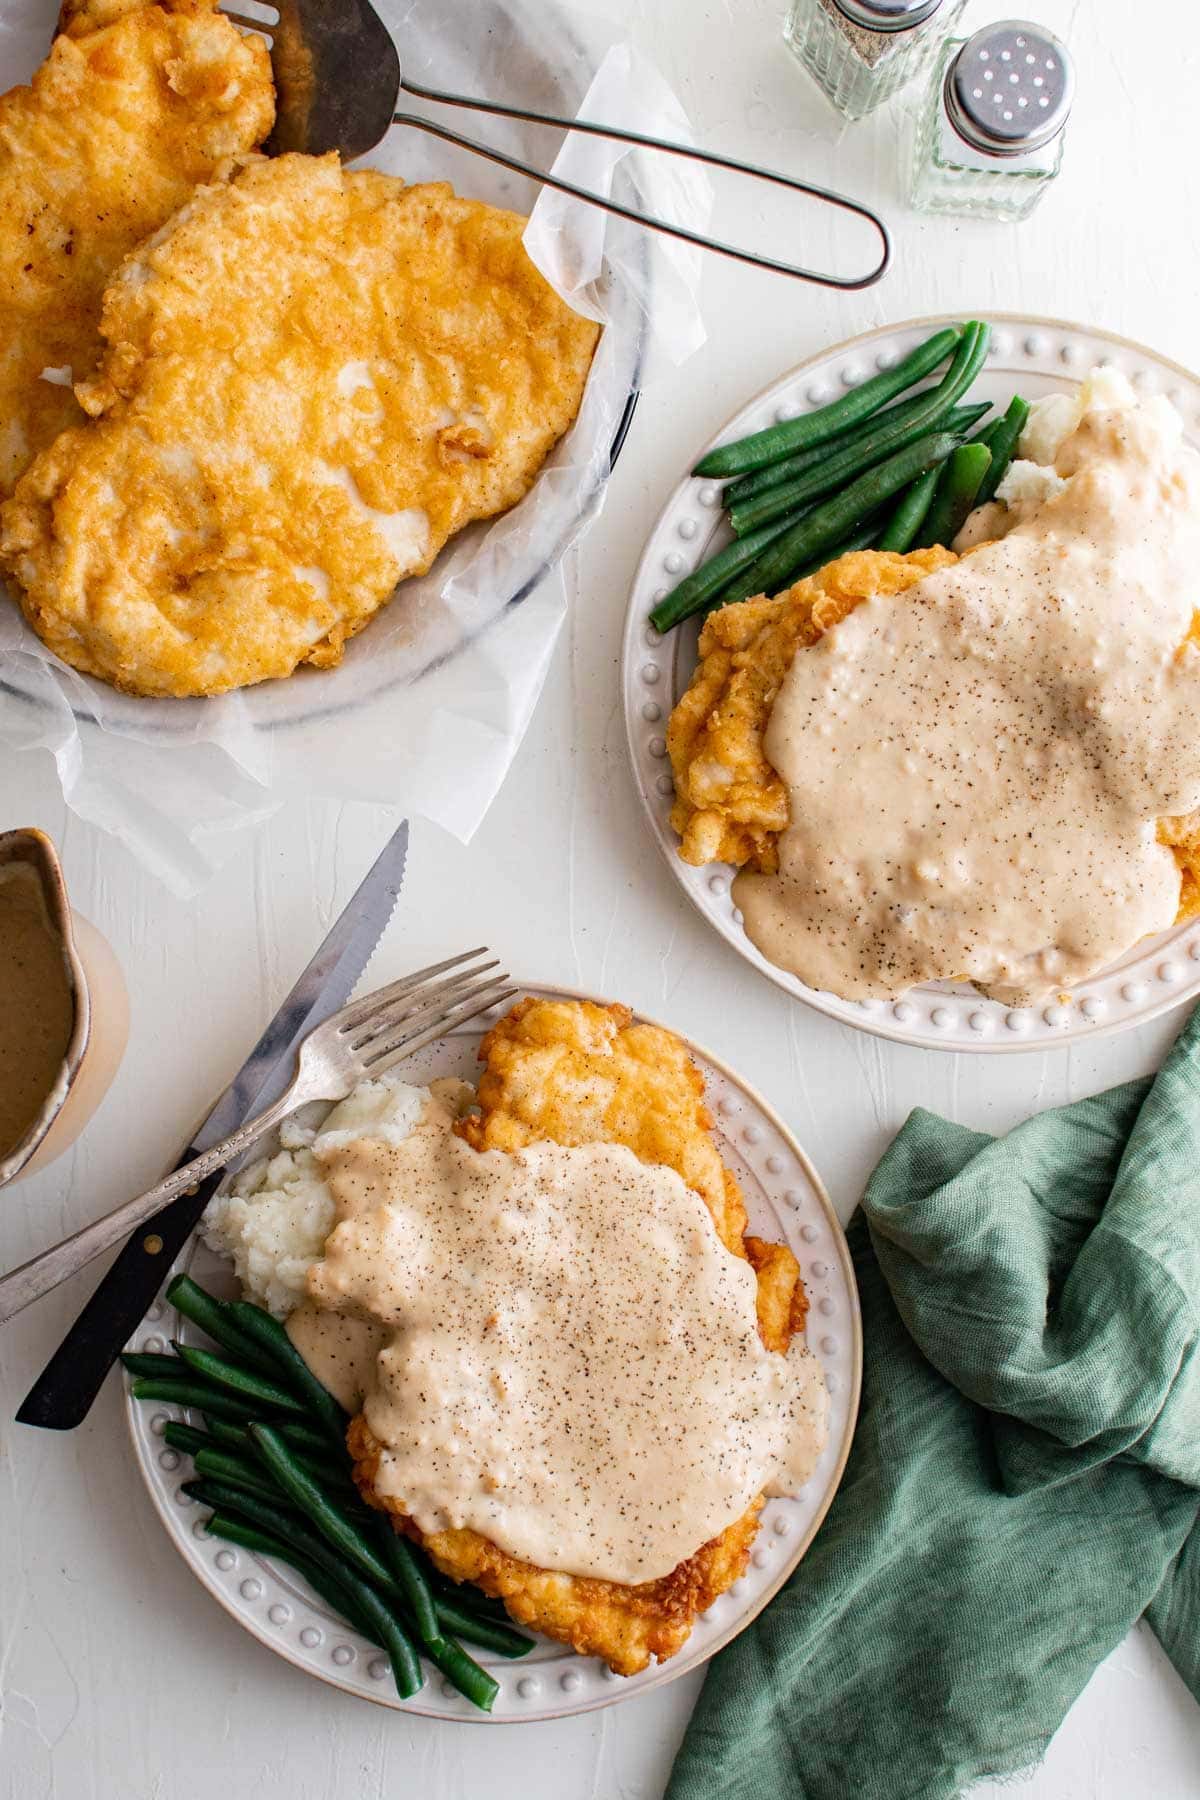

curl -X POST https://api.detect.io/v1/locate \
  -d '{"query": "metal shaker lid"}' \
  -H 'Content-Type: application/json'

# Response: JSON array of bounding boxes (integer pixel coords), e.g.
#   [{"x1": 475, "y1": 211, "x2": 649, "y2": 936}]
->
[
  {"x1": 833, "y1": 0, "x2": 945, "y2": 32},
  {"x1": 945, "y1": 21, "x2": 1074, "y2": 155}
]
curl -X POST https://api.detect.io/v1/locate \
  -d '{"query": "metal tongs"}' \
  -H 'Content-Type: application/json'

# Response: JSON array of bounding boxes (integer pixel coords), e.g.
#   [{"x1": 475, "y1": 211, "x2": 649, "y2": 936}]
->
[{"x1": 221, "y1": 0, "x2": 891, "y2": 290}]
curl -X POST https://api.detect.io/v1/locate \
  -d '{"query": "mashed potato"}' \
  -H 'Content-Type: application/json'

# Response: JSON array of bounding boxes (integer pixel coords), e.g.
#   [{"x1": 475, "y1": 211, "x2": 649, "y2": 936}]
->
[
  {"x1": 1019, "y1": 365, "x2": 1136, "y2": 465},
  {"x1": 995, "y1": 365, "x2": 1139, "y2": 515},
  {"x1": 201, "y1": 1076, "x2": 429, "y2": 1316},
  {"x1": 954, "y1": 366, "x2": 1141, "y2": 550}
]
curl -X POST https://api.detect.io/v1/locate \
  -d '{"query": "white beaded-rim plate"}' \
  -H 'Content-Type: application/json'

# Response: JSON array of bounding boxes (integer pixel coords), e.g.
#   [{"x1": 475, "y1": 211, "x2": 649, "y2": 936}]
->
[
  {"x1": 125, "y1": 983, "x2": 860, "y2": 1722},
  {"x1": 623, "y1": 313, "x2": 1200, "y2": 1053}
]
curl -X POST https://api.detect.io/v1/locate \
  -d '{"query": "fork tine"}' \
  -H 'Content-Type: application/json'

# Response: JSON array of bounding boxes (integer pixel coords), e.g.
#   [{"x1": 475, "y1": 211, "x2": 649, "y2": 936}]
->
[
  {"x1": 363, "y1": 986, "x2": 520, "y2": 1076},
  {"x1": 351, "y1": 970, "x2": 510, "y2": 1057},
  {"x1": 222, "y1": 10, "x2": 272, "y2": 32},
  {"x1": 345, "y1": 962, "x2": 501, "y2": 1050},
  {"x1": 331, "y1": 948, "x2": 493, "y2": 1036}
]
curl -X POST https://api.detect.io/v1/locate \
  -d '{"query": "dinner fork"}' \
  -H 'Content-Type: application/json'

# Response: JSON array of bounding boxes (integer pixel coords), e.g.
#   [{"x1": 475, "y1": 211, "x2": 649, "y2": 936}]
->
[
  {"x1": 0, "y1": 948, "x2": 516, "y2": 1324},
  {"x1": 220, "y1": 0, "x2": 890, "y2": 290}
]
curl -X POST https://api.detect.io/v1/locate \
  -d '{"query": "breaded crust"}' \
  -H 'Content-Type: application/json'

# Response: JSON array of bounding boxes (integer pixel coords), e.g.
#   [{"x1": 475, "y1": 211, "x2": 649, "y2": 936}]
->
[
  {"x1": 1, "y1": 153, "x2": 600, "y2": 697},
  {"x1": 348, "y1": 996, "x2": 810, "y2": 1676},
  {"x1": 666, "y1": 548, "x2": 954, "y2": 871},
  {"x1": 460, "y1": 996, "x2": 748, "y2": 1256},
  {"x1": 667, "y1": 546, "x2": 1200, "y2": 916},
  {"x1": 349, "y1": 1414, "x2": 766, "y2": 1676},
  {"x1": 0, "y1": 0, "x2": 272, "y2": 498}
]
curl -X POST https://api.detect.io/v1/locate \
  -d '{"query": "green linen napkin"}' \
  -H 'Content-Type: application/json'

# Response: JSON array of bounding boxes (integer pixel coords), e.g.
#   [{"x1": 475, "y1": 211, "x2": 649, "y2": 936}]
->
[{"x1": 667, "y1": 1009, "x2": 1200, "y2": 1800}]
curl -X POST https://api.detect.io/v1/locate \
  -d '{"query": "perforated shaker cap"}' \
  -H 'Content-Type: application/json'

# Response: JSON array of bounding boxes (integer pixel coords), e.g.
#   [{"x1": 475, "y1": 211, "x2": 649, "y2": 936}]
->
[
  {"x1": 945, "y1": 21, "x2": 1074, "y2": 155},
  {"x1": 834, "y1": 0, "x2": 945, "y2": 32}
]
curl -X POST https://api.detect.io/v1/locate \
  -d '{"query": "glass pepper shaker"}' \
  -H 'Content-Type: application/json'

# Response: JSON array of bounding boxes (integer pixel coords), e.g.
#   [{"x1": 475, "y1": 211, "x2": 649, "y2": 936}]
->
[
  {"x1": 908, "y1": 20, "x2": 1074, "y2": 221},
  {"x1": 783, "y1": 0, "x2": 968, "y2": 123}
]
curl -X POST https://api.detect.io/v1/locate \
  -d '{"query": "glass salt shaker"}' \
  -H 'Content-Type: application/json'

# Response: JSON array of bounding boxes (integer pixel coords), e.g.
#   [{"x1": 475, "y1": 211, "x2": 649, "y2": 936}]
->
[
  {"x1": 783, "y1": 0, "x2": 968, "y2": 123},
  {"x1": 909, "y1": 20, "x2": 1074, "y2": 221}
]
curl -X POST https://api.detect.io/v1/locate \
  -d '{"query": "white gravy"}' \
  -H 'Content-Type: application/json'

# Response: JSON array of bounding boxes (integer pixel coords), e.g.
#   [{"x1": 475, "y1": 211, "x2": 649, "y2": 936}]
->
[
  {"x1": 734, "y1": 398, "x2": 1200, "y2": 1004},
  {"x1": 286, "y1": 1304, "x2": 384, "y2": 1414},
  {"x1": 304, "y1": 1098, "x2": 828, "y2": 1586}
]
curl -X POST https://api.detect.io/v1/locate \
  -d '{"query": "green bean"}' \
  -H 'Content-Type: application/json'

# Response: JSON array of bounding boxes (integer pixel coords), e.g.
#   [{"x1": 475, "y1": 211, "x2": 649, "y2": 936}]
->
[
  {"x1": 136, "y1": 1375, "x2": 337, "y2": 1475},
  {"x1": 305, "y1": 1469, "x2": 369, "y2": 1512},
  {"x1": 433, "y1": 1595, "x2": 532, "y2": 1659},
  {"x1": 184, "y1": 1477, "x2": 313, "y2": 1538},
  {"x1": 185, "y1": 1480, "x2": 384, "y2": 1600},
  {"x1": 171, "y1": 1341, "x2": 307, "y2": 1414},
  {"x1": 121, "y1": 1351, "x2": 189, "y2": 1379},
  {"x1": 692, "y1": 428, "x2": 963, "y2": 625},
  {"x1": 162, "y1": 1420, "x2": 217, "y2": 1457},
  {"x1": 693, "y1": 325, "x2": 963, "y2": 478},
  {"x1": 203, "y1": 1511, "x2": 422, "y2": 1698},
  {"x1": 142, "y1": 1285, "x2": 518, "y2": 1712},
  {"x1": 229, "y1": 1301, "x2": 349, "y2": 1448},
  {"x1": 375, "y1": 1520, "x2": 440, "y2": 1647},
  {"x1": 130, "y1": 1377, "x2": 285, "y2": 1423},
  {"x1": 969, "y1": 416, "x2": 1003, "y2": 449},
  {"x1": 300, "y1": 1563, "x2": 379, "y2": 1640},
  {"x1": 204, "y1": 1415, "x2": 339, "y2": 1463},
  {"x1": 723, "y1": 396, "x2": 990, "y2": 511},
  {"x1": 877, "y1": 379, "x2": 1000, "y2": 561},
  {"x1": 190, "y1": 1477, "x2": 387, "y2": 1592},
  {"x1": 722, "y1": 387, "x2": 941, "y2": 506},
  {"x1": 195, "y1": 1421, "x2": 367, "y2": 1513},
  {"x1": 786, "y1": 515, "x2": 883, "y2": 584},
  {"x1": 656, "y1": 326, "x2": 991, "y2": 635},
  {"x1": 913, "y1": 442, "x2": 993, "y2": 548},
  {"x1": 165, "y1": 1274, "x2": 281, "y2": 1376},
  {"x1": 424, "y1": 1637, "x2": 499, "y2": 1713},
  {"x1": 920, "y1": 318, "x2": 989, "y2": 398},
  {"x1": 206, "y1": 1512, "x2": 431, "y2": 1706},
  {"x1": 249, "y1": 1424, "x2": 395, "y2": 1589},
  {"x1": 204, "y1": 1513, "x2": 379, "y2": 1644},
  {"x1": 230, "y1": 1431, "x2": 368, "y2": 1514},
  {"x1": 877, "y1": 468, "x2": 940, "y2": 553},
  {"x1": 204, "y1": 1514, "x2": 357, "y2": 1623},
  {"x1": 728, "y1": 397, "x2": 993, "y2": 536},
  {"x1": 193, "y1": 1444, "x2": 284, "y2": 1503},
  {"x1": 430, "y1": 1570, "x2": 513, "y2": 1622},
  {"x1": 193, "y1": 1481, "x2": 495, "y2": 1709},
  {"x1": 648, "y1": 514, "x2": 801, "y2": 635},
  {"x1": 202, "y1": 1416, "x2": 257, "y2": 1452},
  {"x1": 342, "y1": 1583, "x2": 425, "y2": 1699},
  {"x1": 701, "y1": 511, "x2": 882, "y2": 618},
  {"x1": 287, "y1": 1420, "x2": 348, "y2": 1461},
  {"x1": 973, "y1": 394, "x2": 1030, "y2": 506}
]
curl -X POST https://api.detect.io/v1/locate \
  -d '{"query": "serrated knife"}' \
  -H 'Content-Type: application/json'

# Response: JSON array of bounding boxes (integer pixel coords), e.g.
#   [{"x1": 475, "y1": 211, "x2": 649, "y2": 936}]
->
[{"x1": 15, "y1": 820, "x2": 410, "y2": 1431}]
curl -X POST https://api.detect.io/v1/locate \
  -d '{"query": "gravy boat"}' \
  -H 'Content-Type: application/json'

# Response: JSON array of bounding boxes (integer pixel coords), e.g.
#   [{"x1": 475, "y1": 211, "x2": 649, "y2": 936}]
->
[{"x1": 0, "y1": 829, "x2": 128, "y2": 1188}]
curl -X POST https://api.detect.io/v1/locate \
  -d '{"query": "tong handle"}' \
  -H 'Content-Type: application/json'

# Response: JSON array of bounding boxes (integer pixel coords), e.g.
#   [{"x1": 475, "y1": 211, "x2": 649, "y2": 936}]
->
[{"x1": 395, "y1": 79, "x2": 891, "y2": 292}]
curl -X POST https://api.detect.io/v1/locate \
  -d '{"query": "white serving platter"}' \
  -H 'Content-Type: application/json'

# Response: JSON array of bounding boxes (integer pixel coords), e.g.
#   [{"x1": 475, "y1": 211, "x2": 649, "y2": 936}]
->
[
  {"x1": 124, "y1": 984, "x2": 860, "y2": 1722},
  {"x1": 623, "y1": 313, "x2": 1200, "y2": 1052}
]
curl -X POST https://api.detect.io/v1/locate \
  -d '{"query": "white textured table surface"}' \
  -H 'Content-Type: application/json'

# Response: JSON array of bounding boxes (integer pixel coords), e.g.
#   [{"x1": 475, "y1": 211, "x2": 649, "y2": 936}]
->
[{"x1": 4, "y1": 0, "x2": 1200, "y2": 1795}]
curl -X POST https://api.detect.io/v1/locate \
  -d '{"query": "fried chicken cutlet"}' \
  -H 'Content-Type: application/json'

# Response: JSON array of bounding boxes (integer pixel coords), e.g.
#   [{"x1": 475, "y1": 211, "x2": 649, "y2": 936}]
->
[
  {"x1": 0, "y1": 0, "x2": 273, "y2": 499},
  {"x1": 1, "y1": 152, "x2": 600, "y2": 697},
  {"x1": 667, "y1": 548, "x2": 956, "y2": 871},
  {"x1": 667, "y1": 545, "x2": 1200, "y2": 917},
  {"x1": 347, "y1": 997, "x2": 811, "y2": 1676}
]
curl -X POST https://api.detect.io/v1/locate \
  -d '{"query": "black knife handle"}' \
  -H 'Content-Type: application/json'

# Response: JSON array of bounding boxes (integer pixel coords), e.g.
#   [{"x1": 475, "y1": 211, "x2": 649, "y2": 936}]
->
[{"x1": 16, "y1": 1152, "x2": 223, "y2": 1430}]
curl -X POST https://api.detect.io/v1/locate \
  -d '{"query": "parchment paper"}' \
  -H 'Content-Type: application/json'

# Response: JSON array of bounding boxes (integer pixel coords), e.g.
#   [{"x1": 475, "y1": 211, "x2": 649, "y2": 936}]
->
[{"x1": 0, "y1": 0, "x2": 710, "y2": 891}]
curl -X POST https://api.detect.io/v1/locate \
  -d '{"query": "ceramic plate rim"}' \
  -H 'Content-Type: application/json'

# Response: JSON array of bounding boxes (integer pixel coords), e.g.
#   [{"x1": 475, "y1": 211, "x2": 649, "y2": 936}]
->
[
  {"x1": 622, "y1": 311, "x2": 1200, "y2": 1053},
  {"x1": 124, "y1": 980, "x2": 861, "y2": 1722}
]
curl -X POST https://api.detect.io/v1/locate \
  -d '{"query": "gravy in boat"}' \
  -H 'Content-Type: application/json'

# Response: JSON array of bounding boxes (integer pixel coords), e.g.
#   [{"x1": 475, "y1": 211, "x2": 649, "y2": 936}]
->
[{"x1": 0, "y1": 864, "x2": 73, "y2": 1159}]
